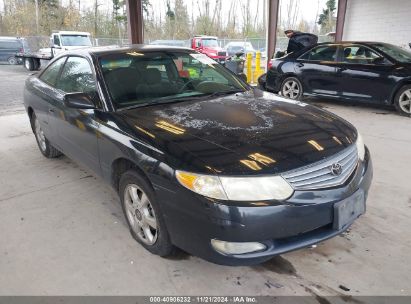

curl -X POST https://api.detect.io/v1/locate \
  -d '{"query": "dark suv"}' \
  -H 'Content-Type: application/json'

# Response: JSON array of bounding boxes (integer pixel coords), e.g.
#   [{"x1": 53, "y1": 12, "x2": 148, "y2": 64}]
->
[{"x1": 0, "y1": 37, "x2": 26, "y2": 65}]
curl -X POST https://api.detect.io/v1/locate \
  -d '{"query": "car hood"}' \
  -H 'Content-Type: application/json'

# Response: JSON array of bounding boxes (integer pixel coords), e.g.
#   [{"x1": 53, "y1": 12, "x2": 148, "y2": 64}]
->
[{"x1": 116, "y1": 90, "x2": 357, "y2": 175}]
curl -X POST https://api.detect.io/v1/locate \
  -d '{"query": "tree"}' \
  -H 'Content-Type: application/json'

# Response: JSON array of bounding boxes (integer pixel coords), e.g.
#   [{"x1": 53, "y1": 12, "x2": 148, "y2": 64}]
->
[{"x1": 317, "y1": 0, "x2": 336, "y2": 34}]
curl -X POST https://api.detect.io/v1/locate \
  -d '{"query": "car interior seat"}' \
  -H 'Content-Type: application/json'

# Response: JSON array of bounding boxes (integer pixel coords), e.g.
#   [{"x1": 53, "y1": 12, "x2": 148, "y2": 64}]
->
[
  {"x1": 136, "y1": 68, "x2": 176, "y2": 98},
  {"x1": 104, "y1": 67, "x2": 142, "y2": 104},
  {"x1": 344, "y1": 48, "x2": 352, "y2": 59}
]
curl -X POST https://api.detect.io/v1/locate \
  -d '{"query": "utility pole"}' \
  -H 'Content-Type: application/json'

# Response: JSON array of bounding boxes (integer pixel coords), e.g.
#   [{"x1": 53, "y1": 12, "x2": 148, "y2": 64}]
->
[
  {"x1": 35, "y1": 0, "x2": 39, "y2": 34},
  {"x1": 94, "y1": 0, "x2": 100, "y2": 37}
]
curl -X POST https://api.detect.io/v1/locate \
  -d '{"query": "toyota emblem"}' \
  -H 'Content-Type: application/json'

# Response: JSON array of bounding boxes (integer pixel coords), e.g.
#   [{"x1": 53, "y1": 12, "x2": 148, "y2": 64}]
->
[{"x1": 330, "y1": 163, "x2": 343, "y2": 176}]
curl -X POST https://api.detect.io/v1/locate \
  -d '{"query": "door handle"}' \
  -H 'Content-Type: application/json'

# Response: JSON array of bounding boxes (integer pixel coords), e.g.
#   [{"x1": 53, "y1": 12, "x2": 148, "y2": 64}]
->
[
  {"x1": 297, "y1": 63, "x2": 304, "y2": 68},
  {"x1": 48, "y1": 108, "x2": 55, "y2": 113},
  {"x1": 338, "y1": 66, "x2": 347, "y2": 72}
]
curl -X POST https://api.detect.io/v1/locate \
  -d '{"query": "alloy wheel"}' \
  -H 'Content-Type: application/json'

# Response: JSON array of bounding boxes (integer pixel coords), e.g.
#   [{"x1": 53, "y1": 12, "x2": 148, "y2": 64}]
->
[
  {"x1": 34, "y1": 118, "x2": 47, "y2": 152},
  {"x1": 124, "y1": 184, "x2": 158, "y2": 245},
  {"x1": 282, "y1": 80, "x2": 300, "y2": 99},
  {"x1": 398, "y1": 89, "x2": 411, "y2": 114}
]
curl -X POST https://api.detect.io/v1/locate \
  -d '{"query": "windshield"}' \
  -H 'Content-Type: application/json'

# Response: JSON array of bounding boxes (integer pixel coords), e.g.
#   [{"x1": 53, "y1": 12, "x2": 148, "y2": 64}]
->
[
  {"x1": 371, "y1": 43, "x2": 411, "y2": 63},
  {"x1": 60, "y1": 35, "x2": 92, "y2": 47},
  {"x1": 202, "y1": 39, "x2": 219, "y2": 48},
  {"x1": 228, "y1": 43, "x2": 254, "y2": 51},
  {"x1": 100, "y1": 51, "x2": 248, "y2": 110}
]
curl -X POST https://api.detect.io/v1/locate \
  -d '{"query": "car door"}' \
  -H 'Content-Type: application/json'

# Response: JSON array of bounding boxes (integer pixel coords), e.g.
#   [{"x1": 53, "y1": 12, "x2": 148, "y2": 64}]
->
[
  {"x1": 33, "y1": 56, "x2": 68, "y2": 145},
  {"x1": 295, "y1": 44, "x2": 340, "y2": 97},
  {"x1": 336, "y1": 44, "x2": 396, "y2": 103},
  {"x1": 53, "y1": 56, "x2": 102, "y2": 174}
]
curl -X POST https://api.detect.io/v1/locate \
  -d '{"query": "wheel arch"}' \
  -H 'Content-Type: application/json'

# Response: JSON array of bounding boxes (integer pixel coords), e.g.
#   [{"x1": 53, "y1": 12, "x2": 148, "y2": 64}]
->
[
  {"x1": 111, "y1": 157, "x2": 153, "y2": 193},
  {"x1": 27, "y1": 106, "x2": 35, "y2": 131},
  {"x1": 390, "y1": 79, "x2": 411, "y2": 104},
  {"x1": 27, "y1": 106, "x2": 34, "y2": 119}
]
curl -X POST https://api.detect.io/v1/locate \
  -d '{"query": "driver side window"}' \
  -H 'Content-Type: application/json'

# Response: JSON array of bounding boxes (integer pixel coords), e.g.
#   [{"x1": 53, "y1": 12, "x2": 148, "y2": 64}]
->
[
  {"x1": 56, "y1": 56, "x2": 96, "y2": 94},
  {"x1": 342, "y1": 45, "x2": 382, "y2": 64},
  {"x1": 300, "y1": 45, "x2": 338, "y2": 62}
]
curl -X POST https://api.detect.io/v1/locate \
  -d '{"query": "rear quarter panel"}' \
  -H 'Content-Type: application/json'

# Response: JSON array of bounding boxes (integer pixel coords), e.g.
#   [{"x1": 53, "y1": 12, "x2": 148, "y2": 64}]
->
[{"x1": 266, "y1": 60, "x2": 296, "y2": 92}]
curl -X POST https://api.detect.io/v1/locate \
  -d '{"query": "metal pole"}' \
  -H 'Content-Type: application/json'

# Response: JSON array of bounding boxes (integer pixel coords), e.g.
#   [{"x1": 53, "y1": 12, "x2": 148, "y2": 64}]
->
[
  {"x1": 266, "y1": 0, "x2": 280, "y2": 70},
  {"x1": 126, "y1": 0, "x2": 144, "y2": 44},
  {"x1": 335, "y1": 0, "x2": 348, "y2": 41},
  {"x1": 35, "y1": 0, "x2": 39, "y2": 34}
]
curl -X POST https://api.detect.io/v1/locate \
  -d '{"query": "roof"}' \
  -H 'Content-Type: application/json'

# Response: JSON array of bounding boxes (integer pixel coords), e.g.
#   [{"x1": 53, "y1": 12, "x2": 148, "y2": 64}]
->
[
  {"x1": 317, "y1": 41, "x2": 389, "y2": 45},
  {"x1": 64, "y1": 44, "x2": 195, "y2": 57},
  {"x1": 52, "y1": 31, "x2": 91, "y2": 36},
  {"x1": 193, "y1": 35, "x2": 218, "y2": 39},
  {"x1": 0, "y1": 36, "x2": 23, "y2": 40}
]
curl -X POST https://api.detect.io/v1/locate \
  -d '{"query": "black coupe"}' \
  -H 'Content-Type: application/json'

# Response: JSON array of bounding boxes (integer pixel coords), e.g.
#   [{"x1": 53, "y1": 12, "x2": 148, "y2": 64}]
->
[
  {"x1": 259, "y1": 42, "x2": 411, "y2": 116},
  {"x1": 24, "y1": 45, "x2": 372, "y2": 265}
]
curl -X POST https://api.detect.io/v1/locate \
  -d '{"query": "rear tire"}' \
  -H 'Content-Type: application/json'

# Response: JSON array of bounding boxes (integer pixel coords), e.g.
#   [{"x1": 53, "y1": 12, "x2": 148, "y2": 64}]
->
[
  {"x1": 257, "y1": 73, "x2": 267, "y2": 91},
  {"x1": 24, "y1": 58, "x2": 36, "y2": 71},
  {"x1": 30, "y1": 113, "x2": 62, "y2": 158},
  {"x1": 280, "y1": 76, "x2": 303, "y2": 100},
  {"x1": 394, "y1": 85, "x2": 411, "y2": 116},
  {"x1": 119, "y1": 170, "x2": 175, "y2": 257},
  {"x1": 33, "y1": 58, "x2": 41, "y2": 70}
]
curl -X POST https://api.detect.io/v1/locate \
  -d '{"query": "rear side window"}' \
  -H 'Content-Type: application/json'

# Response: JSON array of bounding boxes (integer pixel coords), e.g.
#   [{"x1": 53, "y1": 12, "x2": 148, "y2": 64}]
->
[
  {"x1": 39, "y1": 57, "x2": 67, "y2": 87},
  {"x1": 56, "y1": 57, "x2": 96, "y2": 93},
  {"x1": 300, "y1": 45, "x2": 338, "y2": 62},
  {"x1": 0, "y1": 40, "x2": 21, "y2": 49},
  {"x1": 342, "y1": 45, "x2": 381, "y2": 64}
]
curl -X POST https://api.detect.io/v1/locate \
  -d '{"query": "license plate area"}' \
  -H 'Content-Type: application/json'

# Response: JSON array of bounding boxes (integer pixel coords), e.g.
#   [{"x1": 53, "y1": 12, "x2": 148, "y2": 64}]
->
[{"x1": 333, "y1": 190, "x2": 365, "y2": 230}]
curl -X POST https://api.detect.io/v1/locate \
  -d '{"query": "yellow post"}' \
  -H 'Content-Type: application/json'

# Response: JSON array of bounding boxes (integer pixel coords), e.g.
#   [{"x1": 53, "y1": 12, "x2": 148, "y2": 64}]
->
[
  {"x1": 253, "y1": 51, "x2": 261, "y2": 82},
  {"x1": 246, "y1": 52, "x2": 252, "y2": 83}
]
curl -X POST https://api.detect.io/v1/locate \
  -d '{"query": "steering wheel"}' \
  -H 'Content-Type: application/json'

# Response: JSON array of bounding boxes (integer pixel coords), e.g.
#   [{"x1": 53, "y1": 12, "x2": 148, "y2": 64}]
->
[{"x1": 178, "y1": 79, "x2": 198, "y2": 93}]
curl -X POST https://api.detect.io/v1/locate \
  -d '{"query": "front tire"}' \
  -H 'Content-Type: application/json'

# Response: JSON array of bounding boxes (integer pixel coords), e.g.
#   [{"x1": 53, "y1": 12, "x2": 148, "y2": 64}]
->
[
  {"x1": 30, "y1": 113, "x2": 62, "y2": 158},
  {"x1": 280, "y1": 76, "x2": 303, "y2": 100},
  {"x1": 119, "y1": 170, "x2": 174, "y2": 257},
  {"x1": 394, "y1": 85, "x2": 411, "y2": 116}
]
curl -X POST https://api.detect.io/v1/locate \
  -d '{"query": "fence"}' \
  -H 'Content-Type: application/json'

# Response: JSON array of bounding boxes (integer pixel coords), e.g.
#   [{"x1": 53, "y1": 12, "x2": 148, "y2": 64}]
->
[
  {"x1": 218, "y1": 35, "x2": 333, "y2": 51},
  {"x1": 19, "y1": 35, "x2": 333, "y2": 53}
]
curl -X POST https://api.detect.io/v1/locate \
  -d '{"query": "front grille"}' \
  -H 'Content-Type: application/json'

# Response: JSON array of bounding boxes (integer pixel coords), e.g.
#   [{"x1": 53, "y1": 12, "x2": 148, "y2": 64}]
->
[
  {"x1": 218, "y1": 51, "x2": 227, "y2": 57},
  {"x1": 282, "y1": 145, "x2": 358, "y2": 190}
]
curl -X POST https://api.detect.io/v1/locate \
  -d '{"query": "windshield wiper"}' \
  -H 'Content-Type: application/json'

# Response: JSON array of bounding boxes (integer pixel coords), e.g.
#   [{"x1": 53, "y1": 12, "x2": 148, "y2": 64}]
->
[
  {"x1": 205, "y1": 89, "x2": 244, "y2": 98},
  {"x1": 116, "y1": 90, "x2": 245, "y2": 111}
]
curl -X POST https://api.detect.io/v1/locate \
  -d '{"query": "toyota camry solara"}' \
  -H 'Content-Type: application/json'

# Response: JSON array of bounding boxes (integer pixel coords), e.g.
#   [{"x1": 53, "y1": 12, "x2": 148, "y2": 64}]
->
[{"x1": 24, "y1": 46, "x2": 373, "y2": 265}]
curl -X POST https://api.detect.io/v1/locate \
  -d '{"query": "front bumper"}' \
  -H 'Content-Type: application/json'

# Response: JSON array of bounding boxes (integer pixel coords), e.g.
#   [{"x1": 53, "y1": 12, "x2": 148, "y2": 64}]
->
[{"x1": 154, "y1": 148, "x2": 373, "y2": 266}]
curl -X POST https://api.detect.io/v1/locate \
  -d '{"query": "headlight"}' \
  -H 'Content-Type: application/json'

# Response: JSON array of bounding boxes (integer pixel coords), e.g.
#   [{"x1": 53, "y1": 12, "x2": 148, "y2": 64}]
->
[
  {"x1": 356, "y1": 132, "x2": 365, "y2": 161},
  {"x1": 176, "y1": 171, "x2": 294, "y2": 201}
]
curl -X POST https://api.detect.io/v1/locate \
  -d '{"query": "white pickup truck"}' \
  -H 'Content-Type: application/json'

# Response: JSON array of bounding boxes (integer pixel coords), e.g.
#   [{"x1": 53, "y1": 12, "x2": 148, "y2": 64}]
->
[{"x1": 16, "y1": 31, "x2": 92, "y2": 71}]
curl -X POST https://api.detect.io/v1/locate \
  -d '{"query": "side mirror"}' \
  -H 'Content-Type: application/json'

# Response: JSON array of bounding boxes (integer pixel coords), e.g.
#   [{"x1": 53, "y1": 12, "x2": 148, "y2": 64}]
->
[{"x1": 64, "y1": 92, "x2": 96, "y2": 109}]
